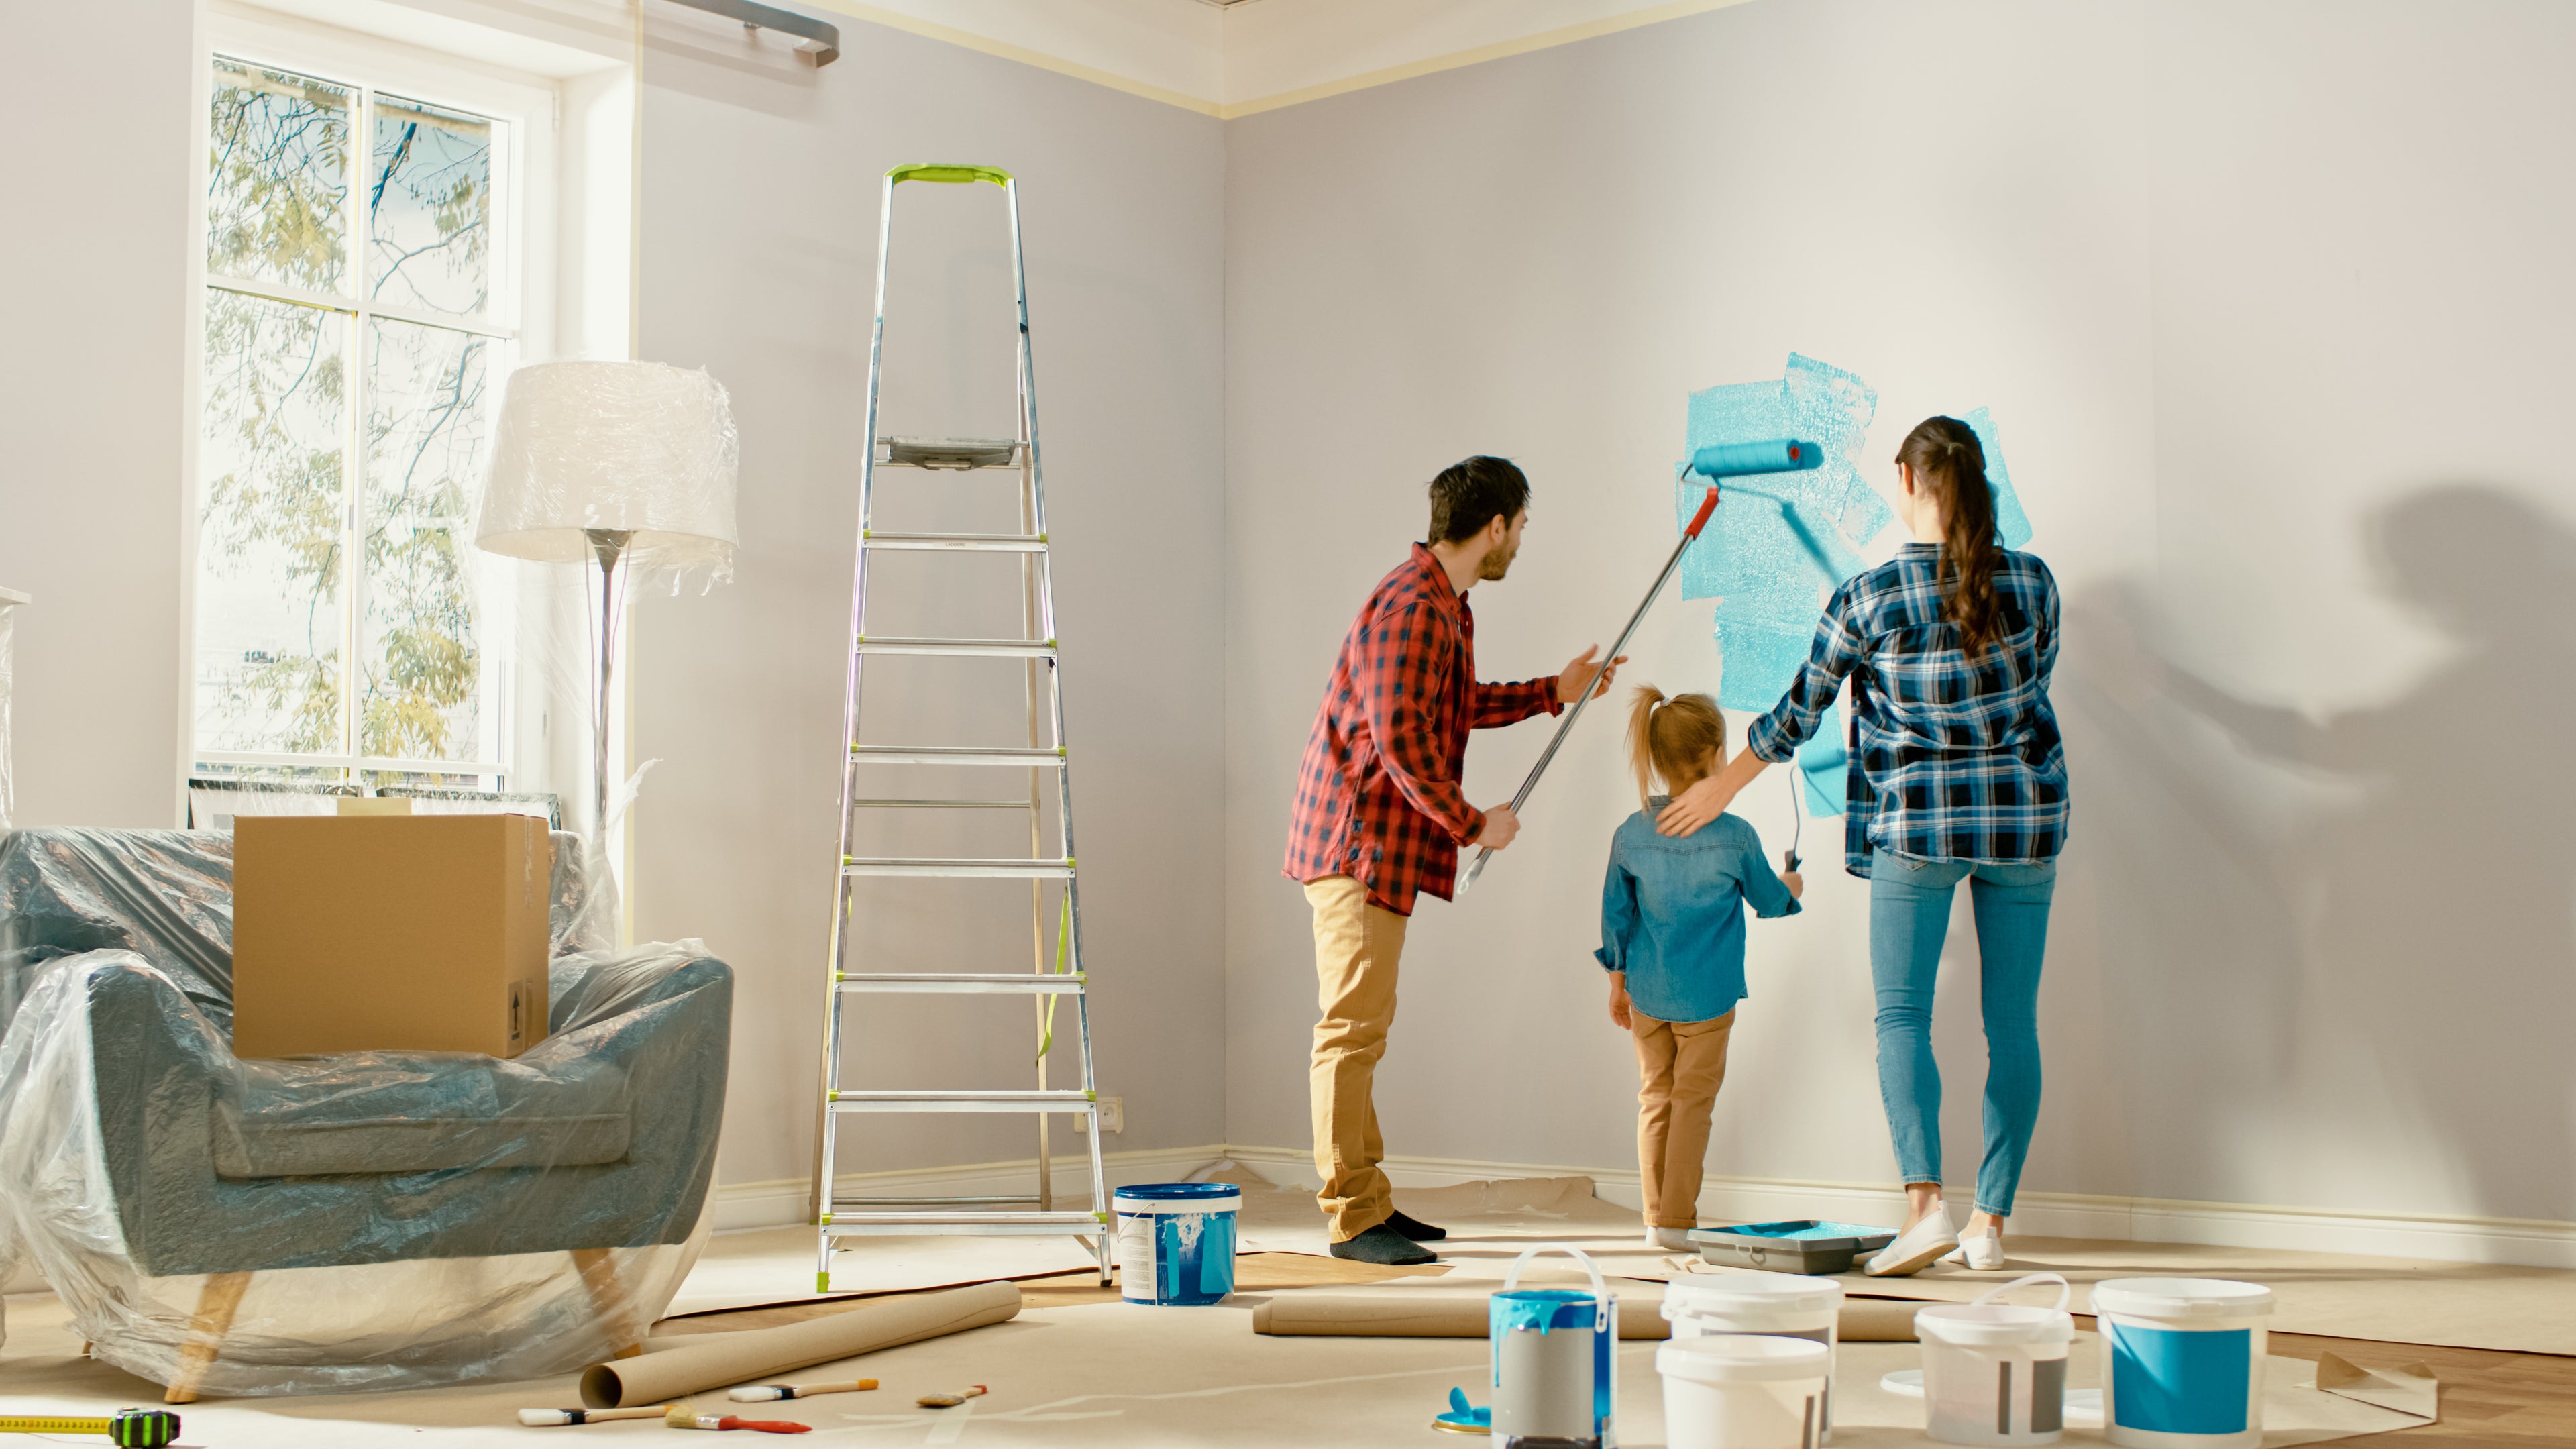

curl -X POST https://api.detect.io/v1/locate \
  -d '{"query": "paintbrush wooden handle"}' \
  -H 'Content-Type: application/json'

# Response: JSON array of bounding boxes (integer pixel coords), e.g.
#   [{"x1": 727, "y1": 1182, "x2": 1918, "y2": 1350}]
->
[
  {"x1": 517, "y1": 1404, "x2": 672, "y2": 1425},
  {"x1": 729, "y1": 1377, "x2": 877, "y2": 1402}
]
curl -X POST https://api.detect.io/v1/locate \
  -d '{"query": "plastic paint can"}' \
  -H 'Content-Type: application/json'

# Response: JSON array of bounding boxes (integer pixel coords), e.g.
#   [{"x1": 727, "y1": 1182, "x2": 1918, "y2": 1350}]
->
[
  {"x1": 1657, "y1": 1334, "x2": 1830, "y2": 1449},
  {"x1": 1660, "y1": 1273, "x2": 1843, "y2": 1439},
  {"x1": 2088, "y1": 1277, "x2": 2275, "y2": 1449},
  {"x1": 1917, "y1": 1273, "x2": 2074, "y2": 1446},
  {"x1": 1490, "y1": 1244, "x2": 1616, "y2": 1448},
  {"x1": 1112, "y1": 1183, "x2": 1239, "y2": 1305}
]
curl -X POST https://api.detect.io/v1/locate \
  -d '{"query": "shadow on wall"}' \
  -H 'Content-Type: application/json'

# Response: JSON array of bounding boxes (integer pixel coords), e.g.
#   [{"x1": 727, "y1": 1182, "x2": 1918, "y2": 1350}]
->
[{"x1": 2068, "y1": 485, "x2": 2576, "y2": 1222}]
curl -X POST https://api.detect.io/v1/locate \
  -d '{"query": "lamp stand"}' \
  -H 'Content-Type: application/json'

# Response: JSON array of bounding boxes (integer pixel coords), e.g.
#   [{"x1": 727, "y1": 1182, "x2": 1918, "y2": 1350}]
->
[{"x1": 584, "y1": 528, "x2": 637, "y2": 864}]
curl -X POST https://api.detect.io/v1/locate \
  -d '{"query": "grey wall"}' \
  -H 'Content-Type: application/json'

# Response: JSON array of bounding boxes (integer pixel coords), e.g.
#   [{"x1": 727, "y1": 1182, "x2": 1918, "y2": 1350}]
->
[
  {"x1": 0, "y1": 0, "x2": 195, "y2": 829},
  {"x1": 1224, "y1": 0, "x2": 2576, "y2": 1224},
  {"x1": 630, "y1": 13, "x2": 1228, "y2": 1189}
]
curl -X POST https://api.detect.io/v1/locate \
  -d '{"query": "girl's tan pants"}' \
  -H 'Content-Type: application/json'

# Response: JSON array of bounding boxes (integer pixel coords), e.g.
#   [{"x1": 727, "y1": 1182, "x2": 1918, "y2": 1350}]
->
[{"x1": 1633, "y1": 1008, "x2": 1735, "y2": 1229}]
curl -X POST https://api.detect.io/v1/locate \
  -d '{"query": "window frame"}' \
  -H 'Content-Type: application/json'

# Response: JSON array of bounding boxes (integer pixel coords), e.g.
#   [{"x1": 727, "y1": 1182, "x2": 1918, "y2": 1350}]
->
[{"x1": 189, "y1": 5, "x2": 561, "y2": 790}]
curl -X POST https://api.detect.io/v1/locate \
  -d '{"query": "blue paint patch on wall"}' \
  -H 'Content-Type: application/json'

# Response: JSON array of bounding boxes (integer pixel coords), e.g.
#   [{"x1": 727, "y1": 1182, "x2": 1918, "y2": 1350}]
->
[
  {"x1": 1676, "y1": 353, "x2": 1890, "y2": 711},
  {"x1": 1794, "y1": 708, "x2": 1847, "y2": 817}
]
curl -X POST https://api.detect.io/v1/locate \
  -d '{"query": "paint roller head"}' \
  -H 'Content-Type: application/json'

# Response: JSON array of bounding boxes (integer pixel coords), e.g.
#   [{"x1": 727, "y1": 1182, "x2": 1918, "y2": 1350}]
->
[{"x1": 1690, "y1": 439, "x2": 1825, "y2": 480}]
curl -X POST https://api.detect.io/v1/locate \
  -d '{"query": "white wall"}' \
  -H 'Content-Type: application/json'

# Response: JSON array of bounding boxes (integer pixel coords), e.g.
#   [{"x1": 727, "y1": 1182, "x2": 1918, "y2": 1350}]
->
[
  {"x1": 1224, "y1": 0, "x2": 2576, "y2": 1227},
  {"x1": 0, "y1": 0, "x2": 197, "y2": 829},
  {"x1": 627, "y1": 11, "x2": 1228, "y2": 1191}
]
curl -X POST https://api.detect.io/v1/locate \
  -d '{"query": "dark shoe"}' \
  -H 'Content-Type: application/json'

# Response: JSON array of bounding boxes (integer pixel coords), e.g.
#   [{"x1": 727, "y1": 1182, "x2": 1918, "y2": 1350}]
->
[
  {"x1": 1328, "y1": 1223, "x2": 1437, "y2": 1265},
  {"x1": 1385, "y1": 1208, "x2": 1448, "y2": 1242}
]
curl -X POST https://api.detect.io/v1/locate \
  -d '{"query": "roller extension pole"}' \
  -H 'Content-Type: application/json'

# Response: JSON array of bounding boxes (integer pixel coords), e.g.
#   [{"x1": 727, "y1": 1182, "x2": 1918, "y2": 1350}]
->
[{"x1": 1458, "y1": 438, "x2": 1823, "y2": 894}]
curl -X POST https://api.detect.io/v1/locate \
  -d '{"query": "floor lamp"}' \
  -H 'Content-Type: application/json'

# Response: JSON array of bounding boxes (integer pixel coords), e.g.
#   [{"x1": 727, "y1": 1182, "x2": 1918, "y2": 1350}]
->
[{"x1": 476, "y1": 360, "x2": 738, "y2": 881}]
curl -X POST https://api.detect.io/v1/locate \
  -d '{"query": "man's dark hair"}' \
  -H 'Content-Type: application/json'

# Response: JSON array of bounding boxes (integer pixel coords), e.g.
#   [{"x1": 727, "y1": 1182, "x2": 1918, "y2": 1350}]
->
[{"x1": 1427, "y1": 456, "x2": 1529, "y2": 545}]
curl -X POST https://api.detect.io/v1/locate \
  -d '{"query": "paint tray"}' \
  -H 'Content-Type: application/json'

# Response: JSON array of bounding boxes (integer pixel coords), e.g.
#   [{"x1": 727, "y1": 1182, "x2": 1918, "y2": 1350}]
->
[{"x1": 1688, "y1": 1220, "x2": 1898, "y2": 1275}]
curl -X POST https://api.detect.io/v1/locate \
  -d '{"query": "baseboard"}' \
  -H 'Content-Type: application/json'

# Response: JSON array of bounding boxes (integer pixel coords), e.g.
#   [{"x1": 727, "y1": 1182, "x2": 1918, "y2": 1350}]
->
[
  {"x1": 710, "y1": 1144, "x2": 1228, "y2": 1233},
  {"x1": 714, "y1": 1143, "x2": 2576, "y2": 1269}
]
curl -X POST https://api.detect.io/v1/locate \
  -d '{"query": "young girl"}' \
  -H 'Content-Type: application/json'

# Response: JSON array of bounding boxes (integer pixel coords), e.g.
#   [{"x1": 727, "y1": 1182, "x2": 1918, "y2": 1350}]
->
[
  {"x1": 1655, "y1": 415, "x2": 2068, "y2": 1275},
  {"x1": 1596, "y1": 687, "x2": 1803, "y2": 1250}
]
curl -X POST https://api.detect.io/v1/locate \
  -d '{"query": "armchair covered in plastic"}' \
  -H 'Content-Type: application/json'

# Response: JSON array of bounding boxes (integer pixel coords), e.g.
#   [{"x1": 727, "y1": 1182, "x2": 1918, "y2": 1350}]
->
[{"x1": 0, "y1": 827, "x2": 732, "y2": 1399}]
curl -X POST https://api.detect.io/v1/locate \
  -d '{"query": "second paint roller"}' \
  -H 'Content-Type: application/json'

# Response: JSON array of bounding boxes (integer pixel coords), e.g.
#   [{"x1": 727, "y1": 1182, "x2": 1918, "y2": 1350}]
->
[{"x1": 1457, "y1": 438, "x2": 1823, "y2": 892}]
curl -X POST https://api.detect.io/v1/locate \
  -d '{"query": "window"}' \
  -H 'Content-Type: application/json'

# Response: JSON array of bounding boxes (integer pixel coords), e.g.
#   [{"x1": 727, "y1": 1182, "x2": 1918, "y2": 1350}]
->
[{"x1": 192, "y1": 39, "x2": 532, "y2": 791}]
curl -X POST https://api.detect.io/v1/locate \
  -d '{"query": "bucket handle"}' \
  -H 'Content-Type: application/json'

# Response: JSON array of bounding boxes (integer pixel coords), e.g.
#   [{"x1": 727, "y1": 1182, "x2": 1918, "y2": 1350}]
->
[
  {"x1": 1970, "y1": 1272, "x2": 2070, "y2": 1311},
  {"x1": 1501, "y1": 1243, "x2": 1612, "y2": 1332}
]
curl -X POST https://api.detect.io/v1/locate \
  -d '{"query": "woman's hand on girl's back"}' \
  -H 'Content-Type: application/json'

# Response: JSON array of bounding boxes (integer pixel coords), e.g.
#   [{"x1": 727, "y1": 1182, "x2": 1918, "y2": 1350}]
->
[{"x1": 1655, "y1": 774, "x2": 1732, "y2": 836}]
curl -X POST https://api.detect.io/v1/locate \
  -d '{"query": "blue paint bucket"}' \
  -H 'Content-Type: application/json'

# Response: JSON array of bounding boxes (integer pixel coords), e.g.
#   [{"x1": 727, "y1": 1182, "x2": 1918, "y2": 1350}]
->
[
  {"x1": 1113, "y1": 1183, "x2": 1239, "y2": 1305},
  {"x1": 2088, "y1": 1278, "x2": 2275, "y2": 1449}
]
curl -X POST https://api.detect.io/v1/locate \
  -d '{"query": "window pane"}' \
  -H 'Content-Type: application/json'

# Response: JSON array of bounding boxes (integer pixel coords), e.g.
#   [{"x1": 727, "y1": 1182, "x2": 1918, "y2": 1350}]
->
[
  {"x1": 362, "y1": 317, "x2": 494, "y2": 763},
  {"x1": 197, "y1": 290, "x2": 347, "y2": 755},
  {"x1": 208, "y1": 57, "x2": 351, "y2": 294},
  {"x1": 369, "y1": 95, "x2": 494, "y2": 319}
]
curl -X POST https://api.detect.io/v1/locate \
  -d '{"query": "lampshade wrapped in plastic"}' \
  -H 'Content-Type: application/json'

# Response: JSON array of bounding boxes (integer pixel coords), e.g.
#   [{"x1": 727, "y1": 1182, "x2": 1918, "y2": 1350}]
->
[{"x1": 478, "y1": 360, "x2": 739, "y2": 587}]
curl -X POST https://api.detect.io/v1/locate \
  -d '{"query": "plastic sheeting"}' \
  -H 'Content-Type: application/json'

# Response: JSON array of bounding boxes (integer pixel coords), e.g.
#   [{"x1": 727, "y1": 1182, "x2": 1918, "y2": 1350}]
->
[
  {"x1": 475, "y1": 360, "x2": 739, "y2": 594},
  {"x1": 0, "y1": 828, "x2": 731, "y2": 1395}
]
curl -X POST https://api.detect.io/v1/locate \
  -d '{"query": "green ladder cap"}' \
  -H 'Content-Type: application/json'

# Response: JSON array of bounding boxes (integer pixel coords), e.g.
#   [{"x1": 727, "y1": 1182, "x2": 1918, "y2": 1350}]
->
[
  {"x1": 890, "y1": 163, "x2": 1012, "y2": 187},
  {"x1": 1083, "y1": 1089, "x2": 1097, "y2": 1101},
  {"x1": 816, "y1": 1271, "x2": 830, "y2": 1292},
  {"x1": 820, "y1": 1212, "x2": 833, "y2": 1224}
]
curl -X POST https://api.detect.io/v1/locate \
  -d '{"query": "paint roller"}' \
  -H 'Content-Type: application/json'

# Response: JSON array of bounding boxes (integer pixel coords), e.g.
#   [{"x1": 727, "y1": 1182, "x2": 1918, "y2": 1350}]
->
[{"x1": 1457, "y1": 438, "x2": 1823, "y2": 892}]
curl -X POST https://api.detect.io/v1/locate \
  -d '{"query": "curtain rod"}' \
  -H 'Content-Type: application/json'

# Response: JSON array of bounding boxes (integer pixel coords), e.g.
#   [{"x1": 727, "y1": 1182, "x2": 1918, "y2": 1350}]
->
[{"x1": 662, "y1": 0, "x2": 839, "y2": 66}]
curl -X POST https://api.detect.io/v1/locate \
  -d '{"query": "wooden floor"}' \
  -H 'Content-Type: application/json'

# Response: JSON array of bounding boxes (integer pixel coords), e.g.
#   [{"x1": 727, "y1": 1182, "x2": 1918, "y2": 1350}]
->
[
  {"x1": 663, "y1": 1257, "x2": 2576, "y2": 1447},
  {"x1": 2256, "y1": 1326, "x2": 2576, "y2": 1447}
]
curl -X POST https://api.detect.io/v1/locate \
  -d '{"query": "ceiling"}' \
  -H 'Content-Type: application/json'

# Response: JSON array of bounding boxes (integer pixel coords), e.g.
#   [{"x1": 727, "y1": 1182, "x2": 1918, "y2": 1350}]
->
[{"x1": 795, "y1": 0, "x2": 1756, "y2": 117}]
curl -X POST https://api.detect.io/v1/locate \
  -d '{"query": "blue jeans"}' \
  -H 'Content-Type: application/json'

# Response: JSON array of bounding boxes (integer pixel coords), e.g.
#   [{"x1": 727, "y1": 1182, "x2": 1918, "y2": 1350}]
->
[{"x1": 1868, "y1": 854, "x2": 2057, "y2": 1217}]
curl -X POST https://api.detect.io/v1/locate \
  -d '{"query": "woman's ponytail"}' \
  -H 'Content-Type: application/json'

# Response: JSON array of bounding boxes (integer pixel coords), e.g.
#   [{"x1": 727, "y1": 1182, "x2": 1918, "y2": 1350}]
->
[{"x1": 1897, "y1": 416, "x2": 2006, "y2": 656}]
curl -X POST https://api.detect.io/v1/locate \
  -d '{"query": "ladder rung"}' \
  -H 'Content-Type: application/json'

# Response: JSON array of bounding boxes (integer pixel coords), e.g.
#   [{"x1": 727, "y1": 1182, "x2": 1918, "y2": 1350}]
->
[
  {"x1": 842, "y1": 857, "x2": 1073, "y2": 879},
  {"x1": 824, "y1": 1212, "x2": 1105, "y2": 1232},
  {"x1": 877, "y1": 436, "x2": 1022, "y2": 470},
  {"x1": 857, "y1": 635, "x2": 1055, "y2": 658},
  {"x1": 863, "y1": 531, "x2": 1045, "y2": 553},
  {"x1": 829, "y1": 1089, "x2": 1095, "y2": 1113},
  {"x1": 837, "y1": 972, "x2": 1085, "y2": 993},
  {"x1": 849, "y1": 745, "x2": 1063, "y2": 767},
  {"x1": 849, "y1": 797, "x2": 1034, "y2": 810},
  {"x1": 830, "y1": 1194, "x2": 1043, "y2": 1208}
]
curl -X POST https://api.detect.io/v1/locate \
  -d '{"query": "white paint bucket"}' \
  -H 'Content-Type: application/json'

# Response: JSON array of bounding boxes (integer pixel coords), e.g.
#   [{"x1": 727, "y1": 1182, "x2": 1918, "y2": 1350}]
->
[
  {"x1": 2088, "y1": 1277, "x2": 2275, "y2": 1449},
  {"x1": 1658, "y1": 1334, "x2": 1830, "y2": 1449},
  {"x1": 1917, "y1": 1273, "x2": 2074, "y2": 1446},
  {"x1": 1489, "y1": 1244, "x2": 1616, "y2": 1448},
  {"x1": 1660, "y1": 1273, "x2": 1843, "y2": 1438}
]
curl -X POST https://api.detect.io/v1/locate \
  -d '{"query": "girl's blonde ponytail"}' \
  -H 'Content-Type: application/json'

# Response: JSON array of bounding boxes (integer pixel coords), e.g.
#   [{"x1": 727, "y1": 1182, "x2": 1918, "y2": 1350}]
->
[{"x1": 1625, "y1": 685, "x2": 1726, "y2": 806}]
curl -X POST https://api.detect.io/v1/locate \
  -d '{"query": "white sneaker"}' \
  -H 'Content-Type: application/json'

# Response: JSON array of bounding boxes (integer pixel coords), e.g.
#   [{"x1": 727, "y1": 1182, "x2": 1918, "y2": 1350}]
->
[
  {"x1": 1943, "y1": 1231, "x2": 2005, "y2": 1270},
  {"x1": 1864, "y1": 1209, "x2": 1960, "y2": 1277},
  {"x1": 1650, "y1": 1227, "x2": 1697, "y2": 1252}
]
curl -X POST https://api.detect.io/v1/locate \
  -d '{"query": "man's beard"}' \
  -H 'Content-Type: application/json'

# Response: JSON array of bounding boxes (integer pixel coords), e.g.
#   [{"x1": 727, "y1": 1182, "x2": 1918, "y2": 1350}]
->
[{"x1": 1478, "y1": 540, "x2": 1517, "y2": 581}]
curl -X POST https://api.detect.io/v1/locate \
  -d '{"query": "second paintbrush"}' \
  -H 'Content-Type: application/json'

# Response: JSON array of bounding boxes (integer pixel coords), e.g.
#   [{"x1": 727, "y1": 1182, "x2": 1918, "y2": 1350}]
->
[{"x1": 727, "y1": 1377, "x2": 877, "y2": 1403}]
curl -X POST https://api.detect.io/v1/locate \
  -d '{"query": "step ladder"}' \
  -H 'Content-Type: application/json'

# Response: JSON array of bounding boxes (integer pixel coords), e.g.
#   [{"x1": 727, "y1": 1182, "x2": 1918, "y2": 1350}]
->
[{"x1": 810, "y1": 163, "x2": 1110, "y2": 1289}]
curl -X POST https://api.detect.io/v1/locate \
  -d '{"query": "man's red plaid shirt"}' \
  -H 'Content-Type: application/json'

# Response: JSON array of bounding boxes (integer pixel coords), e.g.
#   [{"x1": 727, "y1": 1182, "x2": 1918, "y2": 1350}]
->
[{"x1": 1283, "y1": 543, "x2": 1561, "y2": 916}]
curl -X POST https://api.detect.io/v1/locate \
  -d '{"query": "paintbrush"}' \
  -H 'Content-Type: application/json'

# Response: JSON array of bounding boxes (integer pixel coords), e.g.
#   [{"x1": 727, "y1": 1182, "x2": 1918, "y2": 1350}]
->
[
  {"x1": 515, "y1": 1404, "x2": 674, "y2": 1426},
  {"x1": 729, "y1": 1377, "x2": 877, "y2": 1402},
  {"x1": 916, "y1": 1385, "x2": 988, "y2": 1408},
  {"x1": 664, "y1": 1405, "x2": 812, "y2": 1433}
]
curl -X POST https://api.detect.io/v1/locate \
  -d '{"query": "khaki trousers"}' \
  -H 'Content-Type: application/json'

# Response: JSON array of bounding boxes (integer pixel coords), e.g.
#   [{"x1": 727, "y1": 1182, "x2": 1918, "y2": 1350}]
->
[
  {"x1": 1305, "y1": 875, "x2": 1409, "y2": 1242},
  {"x1": 1633, "y1": 1008, "x2": 1735, "y2": 1229}
]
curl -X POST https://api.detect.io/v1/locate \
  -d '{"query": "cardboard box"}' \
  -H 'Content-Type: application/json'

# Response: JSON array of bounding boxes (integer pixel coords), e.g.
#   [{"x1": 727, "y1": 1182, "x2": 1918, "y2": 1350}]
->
[{"x1": 232, "y1": 815, "x2": 555, "y2": 1060}]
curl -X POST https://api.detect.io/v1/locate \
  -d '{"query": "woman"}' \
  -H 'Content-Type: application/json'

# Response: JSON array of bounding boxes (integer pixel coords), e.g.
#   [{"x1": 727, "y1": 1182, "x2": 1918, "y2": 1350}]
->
[{"x1": 1654, "y1": 415, "x2": 2067, "y2": 1275}]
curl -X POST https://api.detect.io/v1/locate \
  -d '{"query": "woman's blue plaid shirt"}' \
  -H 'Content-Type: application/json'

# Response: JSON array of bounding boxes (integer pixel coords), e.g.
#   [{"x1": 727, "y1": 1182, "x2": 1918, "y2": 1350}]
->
[{"x1": 1745, "y1": 543, "x2": 2069, "y2": 876}]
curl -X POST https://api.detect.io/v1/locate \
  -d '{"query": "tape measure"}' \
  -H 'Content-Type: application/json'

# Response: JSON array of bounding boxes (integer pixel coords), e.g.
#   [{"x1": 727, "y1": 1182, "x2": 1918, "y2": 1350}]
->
[{"x1": 0, "y1": 1409, "x2": 181, "y2": 1446}]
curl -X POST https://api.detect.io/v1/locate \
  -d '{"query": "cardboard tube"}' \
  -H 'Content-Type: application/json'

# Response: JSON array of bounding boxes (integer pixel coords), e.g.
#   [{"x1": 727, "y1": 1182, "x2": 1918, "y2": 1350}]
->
[
  {"x1": 581, "y1": 1281, "x2": 1021, "y2": 1408},
  {"x1": 1252, "y1": 1293, "x2": 1921, "y2": 1342},
  {"x1": 1252, "y1": 1293, "x2": 1668, "y2": 1340}
]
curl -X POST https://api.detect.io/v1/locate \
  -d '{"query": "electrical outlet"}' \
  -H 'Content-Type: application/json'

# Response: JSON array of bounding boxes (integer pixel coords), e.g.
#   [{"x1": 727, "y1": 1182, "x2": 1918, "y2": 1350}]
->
[{"x1": 1097, "y1": 1095, "x2": 1124, "y2": 1134}]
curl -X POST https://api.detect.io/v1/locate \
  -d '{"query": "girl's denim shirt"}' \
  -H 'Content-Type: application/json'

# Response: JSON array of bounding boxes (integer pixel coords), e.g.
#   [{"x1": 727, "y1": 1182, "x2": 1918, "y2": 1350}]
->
[{"x1": 1595, "y1": 800, "x2": 1799, "y2": 1023}]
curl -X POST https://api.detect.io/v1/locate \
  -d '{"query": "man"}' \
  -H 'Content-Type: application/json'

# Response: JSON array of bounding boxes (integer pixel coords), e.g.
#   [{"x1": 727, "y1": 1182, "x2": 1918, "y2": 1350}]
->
[{"x1": 1283, "y1": 455, "x2": 1622, "y2": 1265}]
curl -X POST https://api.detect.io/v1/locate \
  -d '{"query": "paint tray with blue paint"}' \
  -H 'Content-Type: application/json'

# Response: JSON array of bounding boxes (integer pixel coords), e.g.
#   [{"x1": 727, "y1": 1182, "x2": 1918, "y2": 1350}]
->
[{"x1": 1688, "y1": 1219, "x2": 1899, "y2": 1275}]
